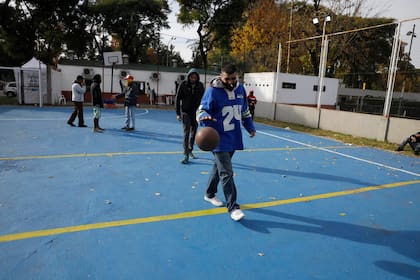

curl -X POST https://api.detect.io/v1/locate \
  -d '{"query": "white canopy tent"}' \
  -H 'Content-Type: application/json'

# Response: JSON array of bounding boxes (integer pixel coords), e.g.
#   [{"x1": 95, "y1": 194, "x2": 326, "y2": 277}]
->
[{"x1": 21, "y1": 57, "x2": 47, "y2": 106}]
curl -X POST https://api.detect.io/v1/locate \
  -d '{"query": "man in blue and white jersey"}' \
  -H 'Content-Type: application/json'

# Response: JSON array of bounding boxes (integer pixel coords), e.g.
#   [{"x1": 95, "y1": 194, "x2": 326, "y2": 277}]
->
[{"x1": 197, "y1": 64, "x2": 256, "y2": 221}]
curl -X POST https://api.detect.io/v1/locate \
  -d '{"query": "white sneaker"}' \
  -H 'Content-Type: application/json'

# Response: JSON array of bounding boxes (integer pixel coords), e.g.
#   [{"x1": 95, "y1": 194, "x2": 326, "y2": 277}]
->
[
  {"x1": 230, "y1": 209, "x2": 245, "y2": 221},
  {"x1": 204, "y1": 195, "x2": 223, "y2": 207}
]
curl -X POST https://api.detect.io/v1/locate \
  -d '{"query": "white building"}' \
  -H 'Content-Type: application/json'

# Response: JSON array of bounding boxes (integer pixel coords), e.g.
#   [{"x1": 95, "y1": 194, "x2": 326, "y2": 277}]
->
[
  {"x1": 3, "y1": 59, "x2": 218, "y2": 106},
  {"x1": 243, "y1": 72, "x2": 339, "y2": 107},
  {"x1": 57, "y1": 61, "x2": 218, "y2": 105}
]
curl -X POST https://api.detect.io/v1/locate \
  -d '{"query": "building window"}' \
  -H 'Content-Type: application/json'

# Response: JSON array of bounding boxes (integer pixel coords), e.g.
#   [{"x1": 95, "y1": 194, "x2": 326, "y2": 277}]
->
[
  {"x1": 282, "y1": 82, "x2": 296, "y2": 89},
  {"x1": 313, "y1": 85, "x2": 326, "y2": 92}
]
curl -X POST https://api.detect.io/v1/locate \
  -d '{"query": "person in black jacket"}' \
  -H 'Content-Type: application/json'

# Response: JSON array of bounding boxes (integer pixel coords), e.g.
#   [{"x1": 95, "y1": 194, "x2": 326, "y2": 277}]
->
[
  {"x1": 176, "y1": 68, "x2": 205, "y2": 164},
  {"x1": 91, "y1": 74, "x2": 104, "y2": 132},
  {"x1": 396, "y1": 132, "x2": 420, "y2": 155}
]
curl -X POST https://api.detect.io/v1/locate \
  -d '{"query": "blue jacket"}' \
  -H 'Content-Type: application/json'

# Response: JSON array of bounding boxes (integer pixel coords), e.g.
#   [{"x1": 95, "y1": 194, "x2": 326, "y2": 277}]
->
[{"x1": 197, "y1": 77, "x2": 255, "y2": 152}]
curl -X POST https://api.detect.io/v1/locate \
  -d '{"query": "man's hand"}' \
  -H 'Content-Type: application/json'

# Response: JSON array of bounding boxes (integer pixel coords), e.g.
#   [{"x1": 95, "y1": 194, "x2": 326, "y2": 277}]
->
[
  {"x1": 199, "y1": 115, "x2": 216, "y2": 122},
  {"x1": 249, "y1": 131, "x2": 256, "y2": 138},
  {"x1": 176, "y1": 115, "x2": 182, "y2": 121}
]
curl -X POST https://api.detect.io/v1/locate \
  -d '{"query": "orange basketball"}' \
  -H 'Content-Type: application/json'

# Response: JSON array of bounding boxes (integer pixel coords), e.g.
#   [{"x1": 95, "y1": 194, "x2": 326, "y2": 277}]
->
[{"x1": 195, "y1": 127, "x2": 220, "y2": 151}]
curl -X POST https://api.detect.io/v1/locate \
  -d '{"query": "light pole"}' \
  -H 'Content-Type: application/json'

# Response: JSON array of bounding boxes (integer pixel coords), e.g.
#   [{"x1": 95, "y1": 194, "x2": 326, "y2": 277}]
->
[
  {"x1": 166, "y1": 37, "x2": 176, "y2": 67},
  {"x1": 286, "y1": 0, "x2": 294, "y2": 73},
  {"x1": 313, "y1": 15, "x2": 331, "y2": 112},
  {"x1": 406, "y1": 24, "x2": 417, "y2": 65},
  {"x1": 398, "y1": 24, "x2": 416, "y2": 116},
  {"x1": 402, "y1": 24, "x2": 416, "y2": 92}
]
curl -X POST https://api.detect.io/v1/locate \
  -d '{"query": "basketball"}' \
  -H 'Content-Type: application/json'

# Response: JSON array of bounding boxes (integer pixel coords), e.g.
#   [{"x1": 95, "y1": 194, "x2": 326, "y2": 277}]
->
[{"x1": 195, "y1": 127, "x2": 220, "y2": 151}]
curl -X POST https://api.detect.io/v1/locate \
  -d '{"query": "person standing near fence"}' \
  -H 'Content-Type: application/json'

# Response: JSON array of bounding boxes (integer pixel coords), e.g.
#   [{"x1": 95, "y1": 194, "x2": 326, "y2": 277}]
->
[
  {"x1": 176, "y1": 68, "x2": 205, "y2": 164},
  {"x1": 67, "y1": 75, "x2": 87, "y2": 127}
]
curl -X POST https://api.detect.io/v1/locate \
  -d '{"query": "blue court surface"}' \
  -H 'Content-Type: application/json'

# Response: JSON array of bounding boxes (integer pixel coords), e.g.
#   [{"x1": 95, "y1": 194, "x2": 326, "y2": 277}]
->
[{"x1": 0, "y1": 105, "x2": 419, "y2": 280}]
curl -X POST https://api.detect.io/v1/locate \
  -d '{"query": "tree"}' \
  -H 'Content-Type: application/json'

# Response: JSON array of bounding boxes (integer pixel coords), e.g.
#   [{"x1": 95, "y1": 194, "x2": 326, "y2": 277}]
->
[
  {"x1": 315, "y1": 0, "x2": 395, "y2": 89},
  {"x1": 95, "y1": 0, "x2": 170, "y2": 63},
  {"x1": 0, "y1": 0, "x2": 92, "y2": 65},
  {"x1": 0, "y1": 2, "x2": 35, "y2": 65},
  {"x1": 229, "y1": 0, "x2": 397, "y2": 91},
  {"x1": 328, "y1": 17, "x2": 395, "y2": 89},
  {"x1": 0, "y1": 0, "x2": 171, "y2": 66},
  {"x1": 230, "y1": 0, "x2": 289, "y2": 72},
  {"x1": 176, "y1": 0, "x2": 249, "y2": 70}
]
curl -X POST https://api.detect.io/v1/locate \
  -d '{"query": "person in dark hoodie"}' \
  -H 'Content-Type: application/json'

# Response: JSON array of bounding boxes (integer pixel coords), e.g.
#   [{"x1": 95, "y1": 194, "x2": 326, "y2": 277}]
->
[
  {"x1": 91, "y1": 74, "x2": 104, "y2": 132},
  {"x1": 396, "y1": 131, "x2": 420, "y2": 155},
  {"x1": 176, "y1": 68, "x2": 205, "y2": 164}
]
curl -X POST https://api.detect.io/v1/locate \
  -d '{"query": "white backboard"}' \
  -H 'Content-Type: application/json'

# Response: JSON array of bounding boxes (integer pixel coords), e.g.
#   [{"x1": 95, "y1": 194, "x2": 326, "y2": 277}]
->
[{"x1": 103, "y1": 51, "x2": 123, "y2": 66}]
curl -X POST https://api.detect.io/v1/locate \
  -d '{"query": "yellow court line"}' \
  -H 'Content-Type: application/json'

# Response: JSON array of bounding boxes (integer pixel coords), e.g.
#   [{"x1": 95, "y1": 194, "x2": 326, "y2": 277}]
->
[
  {"x1": 0, "y1": 145, "x2": 350, "y2": 161},
  {"x1": 1, "y1": 180, "x2": 419, "y2": 243},
  {"x1": 0, "y1": 151, "x2": 182, "y2": 161}
]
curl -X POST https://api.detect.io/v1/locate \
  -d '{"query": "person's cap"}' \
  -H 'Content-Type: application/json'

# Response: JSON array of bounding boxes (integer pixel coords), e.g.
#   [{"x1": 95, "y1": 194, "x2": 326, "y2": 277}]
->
[{"x1": 123, "y1": 75, "x2": 134, "y2": 80}]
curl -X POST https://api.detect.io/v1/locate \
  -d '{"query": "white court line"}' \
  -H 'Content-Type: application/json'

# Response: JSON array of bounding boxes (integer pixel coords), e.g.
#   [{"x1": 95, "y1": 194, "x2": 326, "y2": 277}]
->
[
  {"x1": 258, "y1": 130, "x2": 420, "y2": 177},
  {"x1": 0, "y1": 109, "x2": 149, "y2": 121}
]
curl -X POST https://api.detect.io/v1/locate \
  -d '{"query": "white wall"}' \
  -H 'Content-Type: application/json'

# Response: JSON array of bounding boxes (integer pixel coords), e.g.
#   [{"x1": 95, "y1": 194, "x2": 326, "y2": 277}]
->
[
  {"x1": 255, "y1": 101, "x2": 276, "y2": 119},
  {"x1": 319, "y1": 109, "x2": 388, "y2": 141},
  {"x1": 254, "y1": 102, "x2": 420, "y2": 144},
  {"x1": 58, "y1": 64, "x2": 217, "y2": 96},
  {"x1": 244, "y1": 72, "x2": 339, "y2": 106},
  {"x1": 244, "y1": 72, "x2": 275, "y2": 102},
  {"x1": 387, "y1": 117, "x2": 420, "y2": 144},
  {"x1": 275, "y1": 103, "x2": 320, "y2": 128}
]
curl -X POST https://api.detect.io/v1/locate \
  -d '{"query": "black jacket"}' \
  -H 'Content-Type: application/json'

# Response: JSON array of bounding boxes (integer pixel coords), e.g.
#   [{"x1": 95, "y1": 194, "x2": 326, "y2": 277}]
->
[
  {"x1": 176, "y1": 69, "x2": 204, "y2": 115},
  {"x1": 91, "y1": 82, "x2": 103, "y2": 108}
]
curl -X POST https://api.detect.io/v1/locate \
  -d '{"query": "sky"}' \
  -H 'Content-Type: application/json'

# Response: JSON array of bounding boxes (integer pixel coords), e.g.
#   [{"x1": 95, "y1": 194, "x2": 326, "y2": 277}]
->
[
  {"x1": 366, "y1": 0, "x2": 420, "y2": 67},
  {"x1": 161, "y1": 1, "x2": 197, "y2": 63},
  {"x1": 165, "y1": 0, "x2": 420, "y2": 67}
]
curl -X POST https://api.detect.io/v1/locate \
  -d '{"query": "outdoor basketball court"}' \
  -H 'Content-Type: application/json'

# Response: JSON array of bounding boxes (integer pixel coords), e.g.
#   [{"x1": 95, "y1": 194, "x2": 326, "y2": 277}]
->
[{"x1": 0, "y1": 105, "x2": 419, "y2": 279}]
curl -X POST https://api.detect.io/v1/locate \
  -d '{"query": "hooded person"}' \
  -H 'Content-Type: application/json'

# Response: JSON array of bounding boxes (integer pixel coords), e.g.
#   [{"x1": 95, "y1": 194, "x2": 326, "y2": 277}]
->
[
  {"x1": 175, "y1": 68, "x2": 205, "y2": 164},
  {"x1": 91, "y1": 74, "x2": 104, "y2": 132},
  {"x1": 396, "y1": 131, "x2": 420, "y2": 155}
]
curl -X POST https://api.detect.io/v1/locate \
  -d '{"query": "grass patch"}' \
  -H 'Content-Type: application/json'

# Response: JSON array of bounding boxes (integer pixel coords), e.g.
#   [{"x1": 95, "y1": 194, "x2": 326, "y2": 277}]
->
[
  {"x1": 255, "y1": 117, "x2": 417, "y2": 157},
  {"x1": 0, "y1": 96, "x2": 18, "y2": 105}
]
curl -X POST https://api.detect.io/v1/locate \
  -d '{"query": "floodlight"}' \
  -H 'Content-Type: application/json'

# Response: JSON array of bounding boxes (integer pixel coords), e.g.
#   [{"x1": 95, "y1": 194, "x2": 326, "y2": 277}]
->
[
  {"x1": 407, "y1": 31, "x2": 416, "y2": 37},
  {"x1": 312, "y1": 17, "x2": 319, "y2": 25}
]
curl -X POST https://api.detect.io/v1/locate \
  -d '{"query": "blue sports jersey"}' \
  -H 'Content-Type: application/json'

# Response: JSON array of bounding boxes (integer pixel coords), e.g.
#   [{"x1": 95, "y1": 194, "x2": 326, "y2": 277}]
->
[{"x1": 197, "y1": 77, "x2": 256, "y2": 152}]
